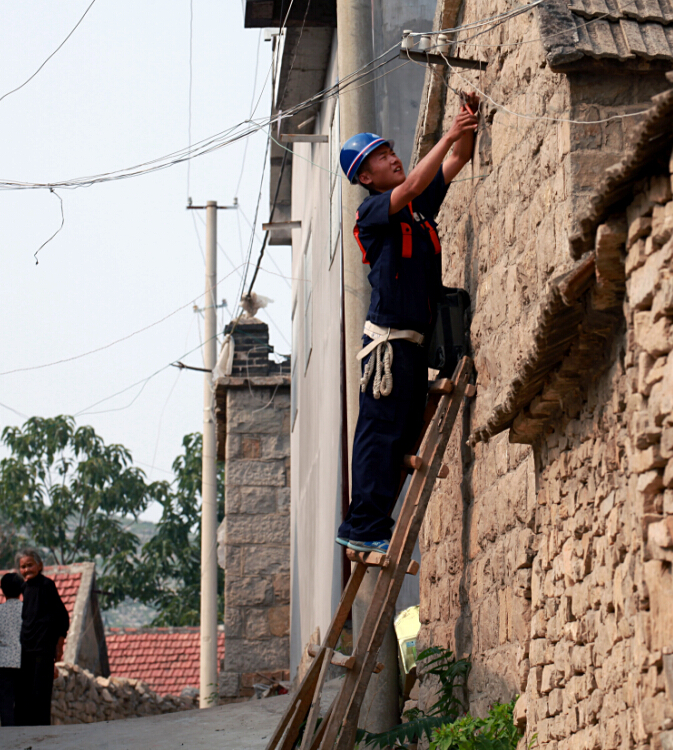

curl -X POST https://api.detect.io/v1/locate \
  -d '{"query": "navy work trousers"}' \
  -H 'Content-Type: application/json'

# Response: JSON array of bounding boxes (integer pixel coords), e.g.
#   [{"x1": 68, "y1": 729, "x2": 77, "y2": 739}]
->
[{"x1": 338, "y1": 337, "x2": 428, "y2": 542}]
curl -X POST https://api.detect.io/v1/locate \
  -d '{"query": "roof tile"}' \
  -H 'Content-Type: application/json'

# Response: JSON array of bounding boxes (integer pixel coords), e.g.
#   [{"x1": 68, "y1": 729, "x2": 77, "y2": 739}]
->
[{"x1": 105, "y1": 628, "x2": 225, "y2": 696}]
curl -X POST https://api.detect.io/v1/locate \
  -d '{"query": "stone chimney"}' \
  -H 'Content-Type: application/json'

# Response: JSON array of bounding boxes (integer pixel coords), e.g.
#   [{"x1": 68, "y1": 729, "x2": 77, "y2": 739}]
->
[{"x1": 224, "y1": 318, "x2": 287, "y2": 377}]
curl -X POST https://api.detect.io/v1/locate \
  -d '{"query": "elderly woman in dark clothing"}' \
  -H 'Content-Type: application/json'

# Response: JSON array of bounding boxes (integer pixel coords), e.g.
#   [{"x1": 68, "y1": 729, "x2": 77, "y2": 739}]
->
[{"x1": 14, "y1": 549, "x2": 69, "y2": 727}]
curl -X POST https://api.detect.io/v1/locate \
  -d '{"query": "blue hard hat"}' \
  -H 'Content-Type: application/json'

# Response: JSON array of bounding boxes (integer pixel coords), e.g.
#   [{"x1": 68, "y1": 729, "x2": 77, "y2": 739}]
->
[{"x1": 340, "y1": 132, "x2": 394, "y2": 184}]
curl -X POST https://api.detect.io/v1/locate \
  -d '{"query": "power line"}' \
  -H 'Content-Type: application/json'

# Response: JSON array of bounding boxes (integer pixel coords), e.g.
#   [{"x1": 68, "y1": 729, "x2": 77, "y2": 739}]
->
[
  {"x1": 0, "y1": 0, "x2": 99, "y2": 105},
  {"x1": 439, "y1": 51, "x2": 648, "y2": 125},
  {"x1": 0, "y1": 41, "x2": 402, "y2": 191},
  {"x1": 0, "y1": 263, "x2": 246, "y2": 377},
  {"x1": 245, "y1": 147, "x2": 289, "y2": 299},
  {"x1": 0, "y1": 401, "x2": 28, "y2": 420}
]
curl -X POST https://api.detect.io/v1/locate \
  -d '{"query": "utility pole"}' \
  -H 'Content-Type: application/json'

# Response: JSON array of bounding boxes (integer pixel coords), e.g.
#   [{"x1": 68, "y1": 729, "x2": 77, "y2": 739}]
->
[
  {"x1": 336, "y1": 0, "x2": 400, "y2": 734},
  {"x1": 187, "y1": 199, "x2": 236, "y2": 708}
]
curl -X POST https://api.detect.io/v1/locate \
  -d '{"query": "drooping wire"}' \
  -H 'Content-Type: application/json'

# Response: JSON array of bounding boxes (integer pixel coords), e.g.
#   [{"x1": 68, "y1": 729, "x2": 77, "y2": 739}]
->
[
  {"x1": 0, "y1": 0, "x2": 99, "y2": 105},
  {"x1": 245, "y1": 147, "x2": 289, "y2": 300},
  {"x1": 34, "y1": 189, "x2": 65, "y2": 265}
]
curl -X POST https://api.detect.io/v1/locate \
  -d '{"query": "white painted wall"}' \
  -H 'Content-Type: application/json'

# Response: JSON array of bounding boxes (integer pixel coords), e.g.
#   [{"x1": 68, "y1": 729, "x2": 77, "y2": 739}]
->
[{"x1": 289, "y1": 33, "x2": 344, "y2": 677}]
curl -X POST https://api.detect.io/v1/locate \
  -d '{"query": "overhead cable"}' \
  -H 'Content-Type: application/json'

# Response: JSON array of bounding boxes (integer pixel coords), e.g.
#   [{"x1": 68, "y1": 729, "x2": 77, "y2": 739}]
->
[
  {"x1": 0, "y1": 0, "x2": 99, "y2": 105},
  {"x1": 0, "y1": 263, "x2": 246, "y2": 376}
]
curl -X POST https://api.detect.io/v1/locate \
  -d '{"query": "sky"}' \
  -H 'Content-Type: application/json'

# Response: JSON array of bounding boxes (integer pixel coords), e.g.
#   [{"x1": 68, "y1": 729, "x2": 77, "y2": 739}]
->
[{"x1": 0, "y1": 0, "x2": 292, "y2": 522}]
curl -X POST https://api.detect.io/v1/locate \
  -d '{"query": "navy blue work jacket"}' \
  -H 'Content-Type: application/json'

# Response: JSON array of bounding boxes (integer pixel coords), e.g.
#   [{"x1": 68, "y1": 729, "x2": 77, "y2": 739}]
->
[{"x1": 354, "y1": 167, "x2": 450, "y2": 334}]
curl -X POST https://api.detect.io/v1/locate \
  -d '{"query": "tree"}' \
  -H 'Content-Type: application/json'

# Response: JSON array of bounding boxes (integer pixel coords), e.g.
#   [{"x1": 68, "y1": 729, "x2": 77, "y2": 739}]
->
[
  {"x1": 0, "y1": 415, "x2": 165, "y2": 607},
  {"x1": 137, "y1": 432, "x2": 225, "y2": 626}
]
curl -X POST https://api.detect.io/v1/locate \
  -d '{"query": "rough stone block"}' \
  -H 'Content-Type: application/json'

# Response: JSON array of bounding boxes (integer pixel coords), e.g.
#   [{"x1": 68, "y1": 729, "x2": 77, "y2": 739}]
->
[
  {"x1": 652, "y1": 202, "x2": 673, "y2": 245},
  {"x1": 224, "y1": 637, "x2": 289, "y2": 672},
  {"x1": 226, "y1": 459, "x2": 286, "y2": 487},
  {"x1": 648, "y1": 517, "x2": 673, "y2": 548},
  {"x1": 276, "y1": 487, "x2": 290, "y2": 514},
  {"x1": 633, "y1": 445, "x2": 667, "y2": 473},
  {"x1": 218, "y1": 672, "x2": 240, "y2": 697},
  {"x1": 224, "y1": 514, "x2": 290, "y2": 545},
  {"x1": 627, "y1": 216, "x2": 652, "y2": 249},
  {"x1": 665, "y1": 489, "x2": 673, "y2": 514},
  {"x1": 273, "y1": 573, "x2": 290, "y2": 604},
  {"x1": 644, "y1": 560, "x2": 673, "y2": 651},
  {"x1": 652, "y1": 277, "x2": 673, "y2": 323},
  {"x1": 541, "y1": 665, "x2": 562, "y2": 694},
  {"x1": 626, "y1": 238, "x2": 648, "y2": 275},
  {"x1": 244, "y1": 608, "x2": 271, "y2": 639},
  {"x1": 225, "y1": 486, "x2": 278, "y2": 515},
  {"x1": 268, "y1": 605, "x2": 289, "y2": 637},
  {"x1": 224, "y1": 606, "x2": 244, "y2": 638},
  {"x1": 648, "y1": 174, "x2": 673, "y2": 205},
  {"x1": 628, "y1": 251, "x2": 666, "y2": 310},
  {"x1": 241, "y1": 545, "x2": 289, "y2": 576},
  {"x1": 227, "y1": 391, "x2": 288, "y2": 434},
  {"x1": 530, "y1": 638, "x2": 550, "y2": 667},
  {"x1": 225, "y1": 576, "x2": 274, "y2": 607}
]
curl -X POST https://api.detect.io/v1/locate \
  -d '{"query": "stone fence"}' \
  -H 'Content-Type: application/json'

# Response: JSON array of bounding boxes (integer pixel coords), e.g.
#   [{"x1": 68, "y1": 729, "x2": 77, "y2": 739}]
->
[{"x1": 51, "y1": 663, "x2": 197, "y2": 724}]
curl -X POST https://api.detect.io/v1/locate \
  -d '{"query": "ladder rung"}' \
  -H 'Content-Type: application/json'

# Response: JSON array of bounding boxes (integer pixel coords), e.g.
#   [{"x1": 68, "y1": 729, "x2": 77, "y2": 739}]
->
[
  {"x1": 345, "y1": 549, "x2": 420, "y2": 576},
  {"x1": 403, "y1": 455, "x2": 423, "y2": 471},
  {"x1": 465, "y1": 384, "x2": 477, "y2": 397},
  {"x1": 428, "y1": 378, "x2": 454, "y2": 395},
  {"x1": 438, "y1": 464, "x2": 449, "y2": 479},
  {"x1": 307, "y1": 644, "x2": 385, "y2": 673},
  {"x1": 308, "y1": 644, "x2": 354, "y2": 669}
]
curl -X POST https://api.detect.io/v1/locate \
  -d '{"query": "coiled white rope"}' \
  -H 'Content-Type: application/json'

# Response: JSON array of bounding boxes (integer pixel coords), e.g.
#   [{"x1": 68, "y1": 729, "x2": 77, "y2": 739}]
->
[{"x1": 360, "y1": 340, "x2": 394, "y2": 399}]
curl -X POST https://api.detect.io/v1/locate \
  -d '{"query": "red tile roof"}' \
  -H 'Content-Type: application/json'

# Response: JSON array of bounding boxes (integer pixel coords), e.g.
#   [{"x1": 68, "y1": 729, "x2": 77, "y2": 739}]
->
[
  {"x1": 105, "y1": 627, "x2": 225, "y2": 697},
  {"x1": 0, "y1": 566, "x2": 83, "y2": 617}
]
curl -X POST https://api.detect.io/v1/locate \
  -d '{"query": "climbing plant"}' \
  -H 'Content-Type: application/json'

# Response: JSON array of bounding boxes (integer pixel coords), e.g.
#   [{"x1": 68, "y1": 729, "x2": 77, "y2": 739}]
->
[{"x1": 356, "y1": 646, "x2": 471, "y2": 749}]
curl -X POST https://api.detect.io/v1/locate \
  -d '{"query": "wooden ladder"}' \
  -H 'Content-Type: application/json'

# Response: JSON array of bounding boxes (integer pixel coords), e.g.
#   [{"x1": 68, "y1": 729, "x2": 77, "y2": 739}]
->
[{"x1": 264, "y1": 357, "x2": 474, "y2": 750}]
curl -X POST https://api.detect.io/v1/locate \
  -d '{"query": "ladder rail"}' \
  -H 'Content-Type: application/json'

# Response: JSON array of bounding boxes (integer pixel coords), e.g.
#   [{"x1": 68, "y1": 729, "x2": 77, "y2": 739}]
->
[
  {"x1": 319, "y1": 357, "x2": 472, "y2": 750},
  {"x1": 265, "y1": 359, "x2": 473, "y2": 750},
  {"x1": 265, "y1": 563, "x2": 367, "y2": 750}
]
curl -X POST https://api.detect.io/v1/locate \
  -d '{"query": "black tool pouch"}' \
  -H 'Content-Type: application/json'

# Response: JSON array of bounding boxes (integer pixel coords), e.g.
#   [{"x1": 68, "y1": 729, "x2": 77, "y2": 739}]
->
[{"x1": 427, "y1": 287, "x2": 471, "y2": 377}]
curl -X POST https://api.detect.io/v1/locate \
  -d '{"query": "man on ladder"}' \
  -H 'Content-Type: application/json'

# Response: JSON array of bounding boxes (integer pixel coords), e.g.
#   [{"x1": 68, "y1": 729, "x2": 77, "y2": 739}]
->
[{"x1": 336, "y1": 94, "x2": 479, "y2": 555}]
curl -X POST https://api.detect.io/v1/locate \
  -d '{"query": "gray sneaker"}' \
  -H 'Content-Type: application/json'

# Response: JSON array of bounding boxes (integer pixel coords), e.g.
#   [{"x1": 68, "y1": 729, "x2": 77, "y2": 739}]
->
[{"x1": 346, "y1": 539, "x2": 389, "y2": 554}]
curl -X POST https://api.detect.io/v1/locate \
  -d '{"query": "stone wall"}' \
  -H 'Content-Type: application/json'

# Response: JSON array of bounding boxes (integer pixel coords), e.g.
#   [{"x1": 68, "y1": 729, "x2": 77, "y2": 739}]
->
[
  {"x1": 517, "y1": 168, "x2": 673, "y2": 749},
  {"x1": 51, "y1": 663, "x2": 196, "y2": 725},
  {"x1": 413, "y1": 0, "x2": 673, "y2": 745},
  {"x1": 417, "y1": 68, "x2": 673, "y2": 750},
  {"x1": 216, "y1": 319, "x2": 291, "y2": 698}
]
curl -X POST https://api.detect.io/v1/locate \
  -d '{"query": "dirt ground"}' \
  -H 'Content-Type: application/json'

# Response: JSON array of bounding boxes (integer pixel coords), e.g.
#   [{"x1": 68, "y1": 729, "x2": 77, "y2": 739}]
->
[{"x1": 2, "y1": 679, "x2": 342, "y2": 750}]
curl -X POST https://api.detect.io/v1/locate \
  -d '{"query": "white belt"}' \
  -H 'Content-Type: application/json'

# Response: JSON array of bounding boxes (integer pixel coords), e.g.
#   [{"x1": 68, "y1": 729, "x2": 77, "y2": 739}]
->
[
  {"x1": 356, "y1": 321, "x2": 425, "y2": 362},
  {"x1": 357, "y1": 321, "x2": 424, "y2": 399}
]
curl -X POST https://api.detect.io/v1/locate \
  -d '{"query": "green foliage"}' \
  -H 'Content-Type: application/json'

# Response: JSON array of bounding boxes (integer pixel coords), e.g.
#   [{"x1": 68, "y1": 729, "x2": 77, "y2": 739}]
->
[
  {"x1": 0, "y1": 418, "x2": 224, "y2": 625},
  {"x1": 428, "y1": 699, "x2": 523, "y2": 750},
  {"x1": 0, "y1": 416, "x2": 164, "y2": 607},
  {"x1": 356, "y1": 647, "x2": 471, "y2": 750},
  {"x1": 137, "y1": 432, "x2": 224, "y2": 626}
]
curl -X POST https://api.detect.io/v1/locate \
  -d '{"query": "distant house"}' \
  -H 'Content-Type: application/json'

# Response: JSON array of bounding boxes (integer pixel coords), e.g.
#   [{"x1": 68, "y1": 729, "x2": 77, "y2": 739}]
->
[
  {"x1": 106, "y1": 626, "x2": 225, "y2": 697},
  {"x1": 0, "y1": 562, "x2": 109, "y2": 676}
]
